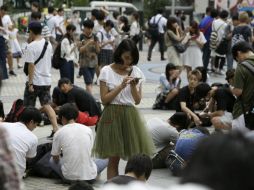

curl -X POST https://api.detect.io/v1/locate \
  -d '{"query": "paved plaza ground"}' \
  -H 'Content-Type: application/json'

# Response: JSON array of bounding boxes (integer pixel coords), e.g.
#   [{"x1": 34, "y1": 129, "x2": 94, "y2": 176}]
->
[{"x1": 1, "y1": 47, "x2": 225, "y2": 189}]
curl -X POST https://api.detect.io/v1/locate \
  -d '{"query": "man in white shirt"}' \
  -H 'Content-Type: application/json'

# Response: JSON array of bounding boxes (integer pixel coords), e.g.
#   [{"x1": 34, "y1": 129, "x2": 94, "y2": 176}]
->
[
  {"x1": 55, "y1": 8, "x2": 65, "y2": 42},
  {"x1": 24, "y1": 21, "x2": 58, "y2": 138},
  {"x1": 147, "y1": 9, "x2": 167, "y2": 61},
  {"x1": 45, "y1": 6, "x2": 58, "y2": 49},
  {"x1": 50, "y1": 103, "x2": 108, "y2": 183},
  {"x1": 0, "y1": 107, "x2": 42, "y2": 177}
]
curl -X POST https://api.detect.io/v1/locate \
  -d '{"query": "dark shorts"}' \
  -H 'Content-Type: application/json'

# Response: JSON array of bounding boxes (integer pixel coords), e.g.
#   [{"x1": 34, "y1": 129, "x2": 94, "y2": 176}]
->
[
  {"x1": 81, "y1": 67, "x2": 96, "y2": 85},
  {"x1": 98, "y1": 49, "x2": 113, "y2": 66},
  {"x1": 24, "y1": 83, "x2": 51, "y2": 107}
]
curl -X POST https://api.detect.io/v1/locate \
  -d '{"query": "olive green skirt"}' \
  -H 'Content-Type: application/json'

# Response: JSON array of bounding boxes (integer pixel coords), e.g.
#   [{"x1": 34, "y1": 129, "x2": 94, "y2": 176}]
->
[{"x1": 93, "y1": 104, "x2": 155, "y2": 159}]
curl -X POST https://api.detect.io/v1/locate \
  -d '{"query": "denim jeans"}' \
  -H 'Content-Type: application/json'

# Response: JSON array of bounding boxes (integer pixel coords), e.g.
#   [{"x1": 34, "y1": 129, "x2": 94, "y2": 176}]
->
[
  {"x1": 49, "y1": 157, "x2": 108, "y2": 182},
  {"x1": 0, "y1": 36, "x2": 8, "y2": 80},
  {"x1": 202, "y1": 42, "x2": 211, "y2": 70},
  {"x1": 59, "y1": 60, "x2": 74, "y2": 84},
  {"x1": 226, "y1": 52, "x2": 234, "y2": 71}
]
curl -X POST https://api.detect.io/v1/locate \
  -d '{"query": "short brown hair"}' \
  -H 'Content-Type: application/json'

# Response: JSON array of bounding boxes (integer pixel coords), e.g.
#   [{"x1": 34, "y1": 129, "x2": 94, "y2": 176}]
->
[
  {"x1": 239, "y1": 12, "x2": 249, "y2": 23},
  {"x1": 188, "y1": 69, "x2": 202, "y2": 81}
]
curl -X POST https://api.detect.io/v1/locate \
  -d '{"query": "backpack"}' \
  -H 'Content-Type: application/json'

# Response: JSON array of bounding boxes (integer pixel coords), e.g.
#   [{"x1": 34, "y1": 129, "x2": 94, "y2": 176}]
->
[
  {"x1": 210, "y1": 23, "x2": 224, "y2": 50},
  {"x1": 148, "y1": 16, "x2": 162, "y2": 38},
  {"x1": 5, "y1": 99, "x2": 25, "y2": 122},
  {"x1": 231, "y1": 33, "x2": 245, "y2": 48},
  {"x1": 52, "y1": 40, "x2": 65, "y2": 69}
]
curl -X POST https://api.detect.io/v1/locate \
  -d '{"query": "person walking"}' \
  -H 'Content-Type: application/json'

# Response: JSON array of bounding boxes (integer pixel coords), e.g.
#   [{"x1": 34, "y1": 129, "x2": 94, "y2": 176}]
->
[
  {"x1": 147, "y1": 9, "x2": 167, "y2": 61},
  {"x1": 93, "y1": 39, "x2": 154, "y2": 180}
]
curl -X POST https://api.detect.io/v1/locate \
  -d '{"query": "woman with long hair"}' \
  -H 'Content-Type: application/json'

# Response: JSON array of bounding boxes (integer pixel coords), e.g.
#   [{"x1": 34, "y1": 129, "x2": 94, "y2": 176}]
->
[
  {"x1": 182, "y1": 21, "x2": 207, "y2": 74},
  {"x1": 164, "y1": 16, "x2": 185, "y2": 66},
  {"x1": 59, "y1": 24, "x2": 77, "y2": 84}
]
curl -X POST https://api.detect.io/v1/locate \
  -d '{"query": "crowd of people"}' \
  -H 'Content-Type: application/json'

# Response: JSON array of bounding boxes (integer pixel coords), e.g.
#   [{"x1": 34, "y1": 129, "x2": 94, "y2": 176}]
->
[{"x1": 0, "y1": 0, "x2": 254, "y2": 190}]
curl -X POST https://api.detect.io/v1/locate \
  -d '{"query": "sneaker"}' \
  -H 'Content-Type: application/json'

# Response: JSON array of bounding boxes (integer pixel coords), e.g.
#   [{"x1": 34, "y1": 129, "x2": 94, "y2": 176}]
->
[
  {"x1": 147, "y1": 58, "x2": 151, "y2": 61},
  {"x1": 161, "y1": 57, "x2": 166, "y2": 61},
  {"x1": 76, "y1": 75, "x2": 81, "y2": 78},
  {"x1": 47, "y1": 130, "x2": 55, "y2": 139},
  {"x1": 9, "y1": 70, "x2": 17, "y2": 76},
  {"x1": 17, "y1": 64, "x2": 23, "y2": 69}
]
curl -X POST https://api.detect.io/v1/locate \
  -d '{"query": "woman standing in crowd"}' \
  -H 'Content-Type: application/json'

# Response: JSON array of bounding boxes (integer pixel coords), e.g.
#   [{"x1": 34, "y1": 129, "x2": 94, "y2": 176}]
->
[
  {"x1": 129, "y1": 12, "x2": 141, "y2": 44},
  {"x1": 182, "y1": 21, "x2": 207, "y2": 74},
  {"x1": 93, "y1": 39, "x2": 154, "y2": 180},
  {"x1": 164, "y1": 16, "x2": 185, "y2": 66},
  {"x1": 59, "y1": 24, "x2": 77, "y2": 84}
]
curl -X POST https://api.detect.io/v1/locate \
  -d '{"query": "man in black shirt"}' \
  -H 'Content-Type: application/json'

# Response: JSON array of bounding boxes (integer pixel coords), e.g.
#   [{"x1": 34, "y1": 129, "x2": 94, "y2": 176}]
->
[
  {"x1": 58, "y1": 78, "x2": 101, "y2": 117},
  {"x1": 197, "y1": 83, "x2": 236, "y2": 130}
]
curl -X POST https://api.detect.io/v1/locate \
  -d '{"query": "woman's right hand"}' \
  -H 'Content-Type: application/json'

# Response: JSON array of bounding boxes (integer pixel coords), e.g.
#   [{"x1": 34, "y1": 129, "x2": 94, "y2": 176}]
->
[{"x1": 120, "y1": 76, "x2": 134, "y2": 89}]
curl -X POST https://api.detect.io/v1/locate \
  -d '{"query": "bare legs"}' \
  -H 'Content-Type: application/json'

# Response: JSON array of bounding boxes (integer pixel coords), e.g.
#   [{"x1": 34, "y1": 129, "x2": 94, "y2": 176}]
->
[{"x1": 107, "y1": 156, "x2": 120, "y2": 180}]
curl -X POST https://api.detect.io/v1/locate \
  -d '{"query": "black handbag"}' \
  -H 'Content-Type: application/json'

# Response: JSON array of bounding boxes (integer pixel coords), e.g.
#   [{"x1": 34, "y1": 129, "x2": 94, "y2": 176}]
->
[
  {"x1": 167, "y1": 33, "x2": 186, "y2": 53},
  {"x1": 23, "y1": 41, "x2": 48, "y2": 75},
  {"x1": 165, "y1": 150, "x2": 185, "y2": 176}
]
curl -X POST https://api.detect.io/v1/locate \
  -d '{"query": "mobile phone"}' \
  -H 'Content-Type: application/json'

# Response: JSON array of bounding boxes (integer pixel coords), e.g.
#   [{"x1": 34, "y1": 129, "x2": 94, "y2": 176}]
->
[{"x1": 134, "y1": 77, "x2": 141, "y2": 83}]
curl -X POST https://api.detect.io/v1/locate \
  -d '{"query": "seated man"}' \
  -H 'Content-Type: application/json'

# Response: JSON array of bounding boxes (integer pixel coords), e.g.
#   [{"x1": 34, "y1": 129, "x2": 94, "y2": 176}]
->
[
  {"x1": 196, "y1": 81, "x2": 236, "y2": 130},
  {"x1": 146, "y1": 117, "x2": 179, "y2": 168},
  {"x1": 176, "y1": 70, "x2": 202, "y2": 126},
  {"x1": 50, "y1": 103, "x2": 107, "y2": 183},
  {"x1": 0, "y1": 107, "x2": 42, "y2": 177},
  {"x1": 58, "y1": 78, "x2": 101, "y2": 117},
  {"x1": 107, "y1": 154, "x2": 152, "y2": 185}
]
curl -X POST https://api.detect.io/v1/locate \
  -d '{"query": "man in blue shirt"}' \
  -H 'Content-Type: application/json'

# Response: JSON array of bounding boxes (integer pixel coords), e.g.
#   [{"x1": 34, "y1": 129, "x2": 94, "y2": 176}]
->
[{"x1": 199, "y1": 7, "x2": 218, "y2": 71}]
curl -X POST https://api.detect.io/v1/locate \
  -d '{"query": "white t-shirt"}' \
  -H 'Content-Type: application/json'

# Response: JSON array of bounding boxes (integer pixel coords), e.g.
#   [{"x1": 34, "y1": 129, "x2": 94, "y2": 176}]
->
[
  {"x1": 99, "y1": 65, "x2": 145, "y2": 105},
  {"x1": 55, "y1": 15, "x2": 65, "y2": 35},
  {"x1": 1, "y1": 14, "x2": 13, "y2": 39},
  {"x1": 96, "y1": 28, "x2": 115, "y2": 50},
  {"x1": 149, "y1": 14, "x2": 167, "y2": 34},
  {"x1": 212, "y1": 18, "x2": 227, "y2": 43},
  {"x1": 61, "y1": 38, "x2": 76, "y2": 61},
  {"x1": 147, "y1": 118, "x2": 179, "y2": 153},
  {"x1": 130, "y1": 21, "x2": 140, "y2": 36},
  {"x1": 25, "y1": 38, "x2": 53, "y2": 86},
  {"x1": 51, "y1": 123, "x2": 97, "y2": 180},
  {"x1": 45, "y1": 14, "x2": 58, "y2": 38},
  {"x1": 0, "y1": 122, "x2": 38, "y2": 177}
]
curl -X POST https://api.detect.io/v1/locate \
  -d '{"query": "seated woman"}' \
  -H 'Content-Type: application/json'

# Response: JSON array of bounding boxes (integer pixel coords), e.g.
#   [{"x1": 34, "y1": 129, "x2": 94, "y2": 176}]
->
[{"x1": 153, "y1": 63, "x2": 181, "y2": 110}]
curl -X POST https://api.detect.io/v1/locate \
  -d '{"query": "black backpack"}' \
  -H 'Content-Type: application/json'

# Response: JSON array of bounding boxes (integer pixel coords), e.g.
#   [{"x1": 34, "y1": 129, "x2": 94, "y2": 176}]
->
[
  {"x1": 148, "y1": 16, "x2": 162, "y2": 38},
  {"x1": 5, "y1": 99, "x2": 25, "y2": 122},
  {"x1": 52, "y1": 41, "x2": 64, "y2": 69}
]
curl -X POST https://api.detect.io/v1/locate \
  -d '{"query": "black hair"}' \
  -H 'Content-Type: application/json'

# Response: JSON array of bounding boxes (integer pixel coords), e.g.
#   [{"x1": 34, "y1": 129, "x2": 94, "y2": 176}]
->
[
  {"x1": 232, "y1": 13, "x2": 239, "y2": 21},
  {"x1": 195, "y1": 83, "x2": 212, "y2": 100},
  {"x1": 96, "y1": 10, "x2": 105, "y2": 21},
  {"x1": 58, "y1": 103, "x2": 79, "y2": 121},
  {"x1": 31, "y1": 1, "x2": 39, "y2": 9},
  {"x1": 64, "y1": 24, "x2": 76, "y2": 44},
  {"x1": 0, "y1": 5, "x2": 8, "y2": 11},
  {"x1": 91, "y1": 9, "x2": 99, "y2": 18},
  {"x1": 31, "y1": 11, "x2": 42, "y2": 20},
  {"x1": 166, "y1": 16, "x2": 178, "y2": 34},
  {"x1": 48, "y1": 6, "x2": 55, "y2": 14},
  {"x1": 210, "y1": 8, "x2": 218, "y2": 18},
  {"x1": 119, "y1": 16, "x2": 129, "y2": 32},
  {"x1": 225, "y1": 68, "x2": 235, "y2": 81},
  {"x1": 114, "y1": 39, "x2": 139, "y2": 65},
  {"x1": 132, "y1": 12, "x2": 139, "y2": 21},
  {"x1": 113, "y1": 11, "x2": 120, "y2": 19},
  {"x1": 205, "y1": 7, "x2": 211, "y2": 14},
  {"x1": 58, "y1": 78, "x2": 72, "y2": 88},
  {"x1": 68, "y1": 181, "x2": 94, "y2": 190},
  {"x1": 157, "y1": 8, "x2": 164, "y2": 14},
  {"x1": 232, "y1": 41, "x2": 254, "y2": 61},
  {"x1": 73, "y1": 10, "x2": 78, "y2": 14},
  {"x1": 246, "y1": 10, "x2": 253, "y2": 18},
  {"x1": 165, "y1": 63, "x2": 176, "y2": 81},
  {"x1": 219, "y1": 10, "x2": 229, "y2": 19},
  {"x1": 169, "y1": 112, "x2": 192, "y2": 131},
  {"x1": 181, "y1": 132, "x2": 254, "y2": 190},
  {"x1": 125, "y1": 154, "x2": 153, "y2": 180},
  {"x1": 83, "y1": 19, "x2": 94, "y2": 29},
  {"x1": 104, "y1": 19, "x2": 114, "y2": 28},
  {"x1": 58, "y1": 8, "x2": 64, "y2": 13},
  {"x1": 29, "y1": 21, "x2": 42, "y2": 35},
  {"x1": 19, "y1": 107, "x2": 42, "y2": 125},
  {"x1": 195, "y1": 66, "x2": 207, "y2": 83}
]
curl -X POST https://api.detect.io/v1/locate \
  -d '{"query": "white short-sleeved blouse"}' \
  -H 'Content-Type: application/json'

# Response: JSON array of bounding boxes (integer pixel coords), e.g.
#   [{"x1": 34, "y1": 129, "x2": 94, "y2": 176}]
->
[{"x1": 99, "y1": 65, "x2": 145, "y2": 105}]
